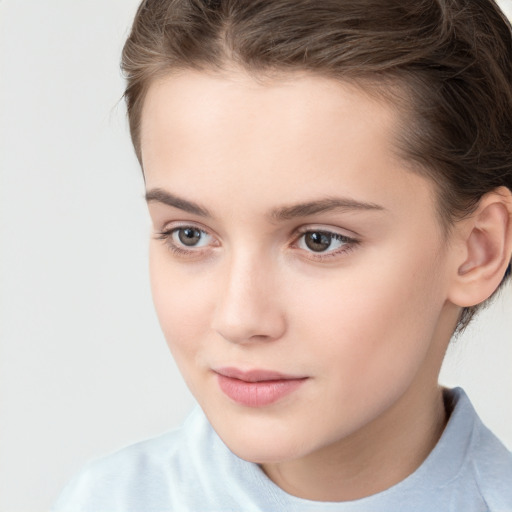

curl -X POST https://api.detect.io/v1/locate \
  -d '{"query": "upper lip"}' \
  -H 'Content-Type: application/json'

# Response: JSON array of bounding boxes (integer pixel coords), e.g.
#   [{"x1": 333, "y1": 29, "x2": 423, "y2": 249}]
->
[{"x1": 214, "y1": 367, "x2": 307, "y2": 382}]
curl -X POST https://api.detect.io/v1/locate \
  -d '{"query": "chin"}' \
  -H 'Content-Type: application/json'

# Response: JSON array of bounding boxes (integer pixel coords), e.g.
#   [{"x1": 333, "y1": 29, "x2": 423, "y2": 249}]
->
[
  {"x1": 228, "y1": 441, "x2": 297, "y2": 465},
  {"x1": 200, "y1": 392, "x2": 320, "y2": 464},
  {"x1": 215, "y1": 423, "x2": 309, "y2": 464}
]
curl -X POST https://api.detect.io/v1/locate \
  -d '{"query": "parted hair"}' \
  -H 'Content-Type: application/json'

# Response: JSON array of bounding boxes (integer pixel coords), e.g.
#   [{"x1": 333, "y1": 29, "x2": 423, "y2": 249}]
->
[{"x1": 121, "y1": 0, "x2": 512, "y2": 330}]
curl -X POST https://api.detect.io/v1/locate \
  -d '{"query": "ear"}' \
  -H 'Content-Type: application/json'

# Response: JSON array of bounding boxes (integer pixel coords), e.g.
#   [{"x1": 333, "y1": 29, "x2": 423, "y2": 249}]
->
[{"x1": 448, "y1": 187, "x2": 512, "y2": 308}]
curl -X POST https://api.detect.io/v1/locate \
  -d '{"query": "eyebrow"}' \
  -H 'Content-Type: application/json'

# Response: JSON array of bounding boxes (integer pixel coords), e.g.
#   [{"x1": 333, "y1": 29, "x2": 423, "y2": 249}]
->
[
  {"x1": 145, "y1": 188, "x2": 385, "y2": 220},
  {"x1": 269, "y1": 197, "x2": 385, "y2": 221},
  {"x1": 145, "y1": 188, "x2": 211, "y2": 217}
]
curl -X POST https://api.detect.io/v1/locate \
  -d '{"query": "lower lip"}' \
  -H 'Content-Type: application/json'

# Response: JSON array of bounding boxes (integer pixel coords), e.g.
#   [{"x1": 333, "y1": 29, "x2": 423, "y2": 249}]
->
[{"x1": 216, "y1": 374, "x2": 307, "y2": 407}]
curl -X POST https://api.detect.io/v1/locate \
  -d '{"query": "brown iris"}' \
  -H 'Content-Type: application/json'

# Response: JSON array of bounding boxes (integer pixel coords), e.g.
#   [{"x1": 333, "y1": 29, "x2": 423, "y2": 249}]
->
[
  {"x1": 178, "y1": 228, "x2": 202, "y2": 246},
  {"x1": 304, "y1": 232, "x2": 332, "y2": 252}
]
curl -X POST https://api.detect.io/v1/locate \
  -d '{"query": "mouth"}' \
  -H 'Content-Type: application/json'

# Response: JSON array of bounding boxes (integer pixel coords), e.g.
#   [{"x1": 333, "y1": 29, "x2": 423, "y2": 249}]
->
[{"x1": 213, "y1": 367, "x2": 308, "y2": 407}]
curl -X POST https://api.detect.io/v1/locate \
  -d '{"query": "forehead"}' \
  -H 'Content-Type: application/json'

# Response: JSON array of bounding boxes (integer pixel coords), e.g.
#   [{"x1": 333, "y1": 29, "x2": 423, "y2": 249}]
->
[
  {"x1": 141, "y1": 69, "x2": 398, "y2": 163},
  {"x1": 140, "y1": 69, "x2": 435, "y2": 219}
]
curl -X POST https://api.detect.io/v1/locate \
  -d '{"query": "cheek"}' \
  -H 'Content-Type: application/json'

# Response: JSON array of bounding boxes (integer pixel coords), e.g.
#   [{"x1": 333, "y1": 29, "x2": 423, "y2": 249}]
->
[
  {"x1": 281, "y1": 253, "x2": 446, "y2": 438},
  {"x1": 149, "y1": 246, "x2": 213, "y2": 355},
  {"x1": 289, "y1": 244, "x2": 446, "y2": 382}
]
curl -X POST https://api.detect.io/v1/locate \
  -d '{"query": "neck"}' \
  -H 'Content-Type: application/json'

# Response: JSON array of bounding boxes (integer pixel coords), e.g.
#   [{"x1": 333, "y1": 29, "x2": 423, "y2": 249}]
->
[{"x1": 261, "y1": 382, "x2": 448, "y2": 502}]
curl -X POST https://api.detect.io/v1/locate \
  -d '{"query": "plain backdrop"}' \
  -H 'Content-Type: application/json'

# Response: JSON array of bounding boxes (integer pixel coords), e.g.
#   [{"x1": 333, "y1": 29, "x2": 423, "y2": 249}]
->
[{"x1": 1, "y1": 1, "x2": 511, "y2": 511}]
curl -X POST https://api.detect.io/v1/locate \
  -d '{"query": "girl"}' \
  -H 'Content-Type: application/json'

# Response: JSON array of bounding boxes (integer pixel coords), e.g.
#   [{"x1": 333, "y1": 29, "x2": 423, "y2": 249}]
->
[{"x1": 54, "y1": 0, "x2": 512, "y2": 510}]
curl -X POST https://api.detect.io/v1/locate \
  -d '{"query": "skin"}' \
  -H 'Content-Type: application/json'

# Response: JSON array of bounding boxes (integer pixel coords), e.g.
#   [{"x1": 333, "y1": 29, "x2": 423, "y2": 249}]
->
[{"x1": 139, "y1": 68, "x2": 498, "y2": 501}]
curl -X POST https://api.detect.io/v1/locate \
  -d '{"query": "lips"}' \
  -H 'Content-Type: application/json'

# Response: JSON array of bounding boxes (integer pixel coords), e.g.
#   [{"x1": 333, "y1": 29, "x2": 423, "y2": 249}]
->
[{"x1": 214, "y1": 367, "x2": 308, "y2": 407}]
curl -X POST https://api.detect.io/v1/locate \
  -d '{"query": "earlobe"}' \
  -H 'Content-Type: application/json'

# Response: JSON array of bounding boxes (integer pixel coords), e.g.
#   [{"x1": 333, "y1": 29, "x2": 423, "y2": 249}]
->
[{"x1": 448, "y1": 187, "x2": 512, "y2": 308}]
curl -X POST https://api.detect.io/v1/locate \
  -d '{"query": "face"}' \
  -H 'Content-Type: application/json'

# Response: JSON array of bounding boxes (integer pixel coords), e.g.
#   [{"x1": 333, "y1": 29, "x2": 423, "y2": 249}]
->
[{"x1": 141, "y1": 69, "x2": 458, "y2": 465}]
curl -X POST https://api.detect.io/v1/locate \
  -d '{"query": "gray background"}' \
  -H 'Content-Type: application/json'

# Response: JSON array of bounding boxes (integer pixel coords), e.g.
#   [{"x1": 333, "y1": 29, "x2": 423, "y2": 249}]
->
[{"x1": 1, "y1": 1, "x2": 511, "y2": 510}]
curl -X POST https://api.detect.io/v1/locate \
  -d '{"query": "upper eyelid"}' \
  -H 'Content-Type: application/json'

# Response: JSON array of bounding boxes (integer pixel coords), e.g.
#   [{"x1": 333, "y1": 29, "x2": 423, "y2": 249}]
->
[
  {"x1": 294, "y1": 224, "x2": 359, "y2": 240},
  {"x1": 158, "y1": 220, "x2": 215, "y2": 235}
]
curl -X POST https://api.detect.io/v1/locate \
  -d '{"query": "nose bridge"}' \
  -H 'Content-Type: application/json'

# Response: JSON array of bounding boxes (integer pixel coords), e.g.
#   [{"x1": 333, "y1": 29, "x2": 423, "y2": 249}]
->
[{"x1": 212, "y1": 245, "x2": 285, "y2": 343}]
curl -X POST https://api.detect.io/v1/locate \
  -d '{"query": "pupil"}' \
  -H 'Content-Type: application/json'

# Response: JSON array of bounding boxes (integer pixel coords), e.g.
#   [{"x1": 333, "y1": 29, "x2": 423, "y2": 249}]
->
[
  {"x1": 305, "y1": 232, "x2": 331, "y2": 252},
  {"x1": 179, "y1": 228, "x2": 201, "y2": 246}
]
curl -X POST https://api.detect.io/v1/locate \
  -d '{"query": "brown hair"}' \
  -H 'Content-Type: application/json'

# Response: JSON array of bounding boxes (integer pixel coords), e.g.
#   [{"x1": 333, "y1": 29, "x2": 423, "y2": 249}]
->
[{"x1": 121, "y1": 0, "x2": 512, "y2": 331}]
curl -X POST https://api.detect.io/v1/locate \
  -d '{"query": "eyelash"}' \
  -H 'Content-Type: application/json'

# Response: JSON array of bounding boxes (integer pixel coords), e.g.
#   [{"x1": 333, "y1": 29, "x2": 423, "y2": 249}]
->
[
  {"x1": 293, "y1": 227, "x2": 358, "y2": 260},
  {"x1": 154, "y1": 225, "x2": 359, "y2": 261},
  {"x1": 154, "y1": 225, "x2": 213, "y2": 258}
]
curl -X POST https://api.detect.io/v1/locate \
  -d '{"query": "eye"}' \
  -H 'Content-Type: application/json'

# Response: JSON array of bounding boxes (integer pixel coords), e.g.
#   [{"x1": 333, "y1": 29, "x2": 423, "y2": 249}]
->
[
  {"x1": 172, "y1": 227, "x2": 210, "y2": 247},
  {"x1": 296, "y1": 230, "x2": 355, "y2": 255},
  {"x1": 155, "y1": 225, "x2": 216, "y2": 255}
]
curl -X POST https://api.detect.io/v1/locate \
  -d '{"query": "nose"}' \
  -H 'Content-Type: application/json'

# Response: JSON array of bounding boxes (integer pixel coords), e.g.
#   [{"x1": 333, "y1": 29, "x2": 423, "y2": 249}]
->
[{"x1": 211, "y1": 250, "x2": 287, "y2": 344}]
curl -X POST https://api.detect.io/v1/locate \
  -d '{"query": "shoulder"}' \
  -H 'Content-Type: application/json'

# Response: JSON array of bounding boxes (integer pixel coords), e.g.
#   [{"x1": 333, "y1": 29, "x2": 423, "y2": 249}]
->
[
  {"x1": 450, "y1": 388, "x2": 512, "y2": 511},
  {"x1": 51, "y1": 407, "x2": 209, "y2": 512},
  {"x1": 52, "y1": 406, "x2": 271, "y2": 512},
  {"x1": 469, "y1": 410, "x2": 512, "y2": 510}
]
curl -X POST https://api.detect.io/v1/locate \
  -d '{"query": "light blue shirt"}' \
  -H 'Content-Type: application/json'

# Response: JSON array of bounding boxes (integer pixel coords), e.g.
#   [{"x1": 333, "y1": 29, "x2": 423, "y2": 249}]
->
[{"x1": 52, "y1": 388, "x2": 512, "y2": 511}]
